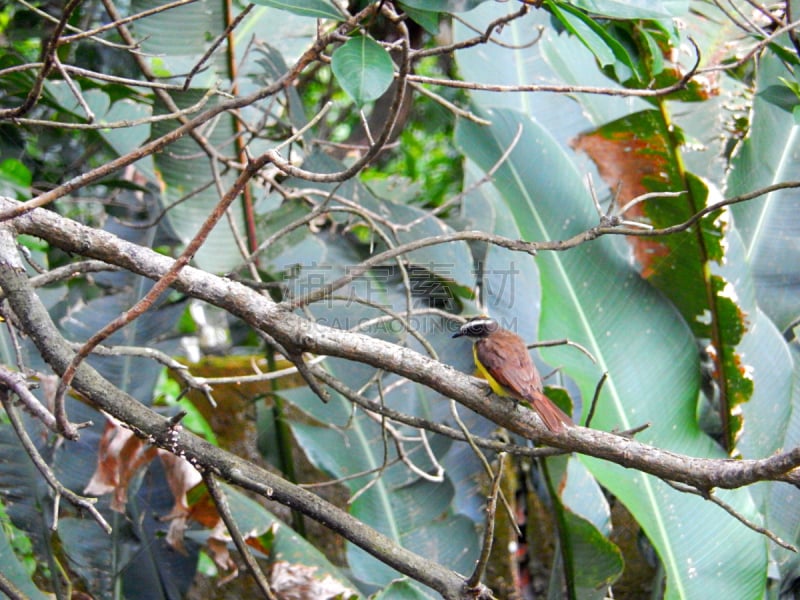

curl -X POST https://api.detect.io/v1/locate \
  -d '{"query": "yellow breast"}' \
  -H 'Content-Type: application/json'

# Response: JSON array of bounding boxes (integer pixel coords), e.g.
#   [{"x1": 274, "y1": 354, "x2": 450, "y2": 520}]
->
[{"x1": 473, "y1": 343, "x2": 510, "y2": 397}]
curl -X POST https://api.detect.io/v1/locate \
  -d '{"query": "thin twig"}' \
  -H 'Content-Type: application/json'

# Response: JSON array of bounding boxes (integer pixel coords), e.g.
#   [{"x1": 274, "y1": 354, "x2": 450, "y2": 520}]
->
[
  {"x1": 450, "y1": 400, "x2": 522, "y2": 537},
  {"x1": 408, "y1": 81, "x2": 491, "y2": 125},
  {"x1": 0, "y1": 309, "x2": 27, "y2": 369},
  {"x1": 12, "y1": 88, "x2": 216, "y2": 130},
  {"x1": 284, "y1": 230, "x2": 537, "y2": 308},
  {"x1": 0, "y1": 570, "x2": 27, "y2": 600},
  {"x1": 201, "y1": 354, "x2": 327, "y2": 385},
  {"x1": 58, "y1": 0, "x2": 200, "y2": 44},
  {"x1": 609, "y1": 181, "x2": 800, "y2": 238},
  {"x1": 300, "y1": 455, "x2": 404, "y2": 490},
  {"x1": 413, "y1": 5, "x2": 532, "y2": 59},
  {"x1": 583, "y1": 372, "x2": 608, "y2": 429},
  {"x1": 29, "y1": 261, "x2": 120, "y2": 288},
  {"x1": 53, "y1": 56, "x2": 95, "y2": 123},
  {"x1": 466, "y1": 452, "x2": 506, "y2": 590},
  {"x1": 665, "y1": 480, "x2": 797, "y2": 552},
  {"x1": 408, "y1": 38, "x2": 701, "y2": 98},
  {"x1": 530, "y1": 338, "x2": 597, "y2": 364},
  {"x1": 347, "y1": 377, "x2": 393, "y2": 504},
  {"x1": 358, "y1": 400, "x2": 445, "y2": 484},
  {"x1": 67, "y1": 341, "x2": 217, "y2": 407},
  {"x1": 0, "y1": 391, "x2": 110, "y2": 534},
  {"x1": 0, "y1": 366, "x2": 60, "y2": 433},
  {"x1": 698, "y1": 17, "x2": 800, "y2": 74},
  {"x1": 285, "y1": 351, "x2": 331, "y2": 403},
  {"x1": 309, "y1": 365, "x2": 565, "y2": 458},
  {"x1": 51, "y1": 152, "x2": 278, "y2": 432},
  {"x1": 617, "y1": 190, "x2": 688, "y2": 218},
  {"x1": 0, "y1": 62, "x2": 200, "y2": 91},
  {"x1": 183, "y1": 3, "x2": 254, "y2": 90},
  {"x1": 203, "y1": 473, "x2": 277, "y2": 599}
]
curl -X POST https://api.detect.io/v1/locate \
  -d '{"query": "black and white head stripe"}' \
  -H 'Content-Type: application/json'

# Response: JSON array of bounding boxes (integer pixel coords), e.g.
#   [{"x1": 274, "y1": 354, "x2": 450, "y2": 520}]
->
[{"x1": 452, "y1": 317, "x2": 499, "y2": 339}]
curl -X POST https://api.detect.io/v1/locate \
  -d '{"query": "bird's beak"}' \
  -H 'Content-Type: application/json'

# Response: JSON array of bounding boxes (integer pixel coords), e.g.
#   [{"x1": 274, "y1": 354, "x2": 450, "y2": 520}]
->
[{"x1": 452, "y1": 330, "x2": 463, "y2": 338}]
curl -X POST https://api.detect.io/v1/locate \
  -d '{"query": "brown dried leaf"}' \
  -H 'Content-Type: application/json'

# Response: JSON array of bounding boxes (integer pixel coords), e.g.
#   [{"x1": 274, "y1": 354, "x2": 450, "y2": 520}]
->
[
  {"x1": 572, "y1": 127, "x2": 673, "y2": 277},
  {"x1": 84, "y1": 416, "x2": 158, "y2": 512},
  {"x1": 270, "y1": 561, "x2": 358, "y2": 600},
  {"x1": 160, "y1": 451, "x2": 202, "y2": 554},
  {"x1": 207, "y1": 519, "x2": 239, "y2": 584},
  {"x1": 159, "y1": 450, "x2": 203, "y2": 517}
]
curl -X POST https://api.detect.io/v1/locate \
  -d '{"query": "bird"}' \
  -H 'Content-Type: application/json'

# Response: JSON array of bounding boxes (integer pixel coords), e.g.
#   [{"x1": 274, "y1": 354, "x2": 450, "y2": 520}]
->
[{"x1": 452, "y1": 316, "x2": 573, "y2": 433}]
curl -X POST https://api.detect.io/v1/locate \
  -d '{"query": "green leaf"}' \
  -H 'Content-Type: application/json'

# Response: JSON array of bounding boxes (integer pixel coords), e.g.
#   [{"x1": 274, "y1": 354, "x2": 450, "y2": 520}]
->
[
  {"x1": 149, "y1": 90, "x2": 245, "y2": 273},
  {"x1": 573, "y1": 111, "x2": 752, "y2": 448},
  {"x1": 400, "y1": 4, "x2": 440, "y2": 34},
  {"x1": 564, "y1": 510, "x2": 624, "y2": 594},
  {"x1": 250, "y1": 0, "x2": 342, "y2": 20},
  {"x1": 0, "y1": 158, "x2": 32, "y2": 198},
  {"x1": 133, "y1": 0, "x2": 226, "y2": 79},
  {"x1": 546, "y1": 0, "x2": 639, "y2": 82},
  {"x1": 568, "y1": 0, "x2": 688, "y2": 18},
  {"x1": 757, "y1": 84, "x2": 800, "y2": 113},
  {"x1": 562, "y1": 458, "x2": 612, "y2": 534},
  {"x1": 373, "y1": 578, "x2": 438, "y2": 599},
  {"x1": 331, "y1": 35, "x2": 395, "y2": 106},
  {"x1": 0, "y1": 501, "x2": 50, "y2": 600},
  {"x1": 399, "y1": 0, "x2": 488, "y2": 13},
  {"x1": 728, "y1": 51, "x2": 800, "y2": 331},
  {"x1": 456, "y1": 107, "x2": 768, "y2": 599},
  {"x1": 550, "y1": 455, "x2": 623, "y2": 595}
]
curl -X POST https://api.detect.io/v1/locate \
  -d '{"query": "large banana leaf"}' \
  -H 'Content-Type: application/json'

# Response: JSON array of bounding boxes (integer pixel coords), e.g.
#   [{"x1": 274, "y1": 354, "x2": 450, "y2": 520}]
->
[
  {"x1": 533, "y1": 4, "x2": 800, "y2": 585},
  {"x1": 456, "y1": 106, "x2": 766, "y2": 599},
  {"x1": 450, "y1": 5, "x2": 791, "y2": 596},
  {"x1": 726, "y1": 46, "x2": 800, "y2": 587},
  {"x1": 458, "y1": 159, "x2": 623, "y2": 593},
  {"x1": 727, "y1": 49, "x2": 800, "y2": 332},
  {"x1": 273, "y1": 258, "x2": 482, "y2": 592}
]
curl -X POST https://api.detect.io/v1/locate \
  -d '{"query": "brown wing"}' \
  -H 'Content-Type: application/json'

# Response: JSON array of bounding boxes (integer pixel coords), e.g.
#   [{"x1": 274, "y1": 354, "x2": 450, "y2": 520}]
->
[
  {"x1": 477, "y1": 330, "x2": 572, "y2": 432},
  {"x1": 476, "y1": 330, "x2": 542, "y2": 397}
]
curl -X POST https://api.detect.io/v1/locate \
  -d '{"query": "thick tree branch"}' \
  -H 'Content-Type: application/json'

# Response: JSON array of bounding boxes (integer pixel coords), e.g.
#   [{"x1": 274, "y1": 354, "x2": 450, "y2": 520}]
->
[{"x1": 3, "y1": 196, "x2": 800, "y2": 492}]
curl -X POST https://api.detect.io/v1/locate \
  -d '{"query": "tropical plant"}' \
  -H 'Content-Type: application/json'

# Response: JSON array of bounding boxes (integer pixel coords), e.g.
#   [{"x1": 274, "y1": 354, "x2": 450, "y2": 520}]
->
[{"x1": 0, "y1": 0, "x2": 798, "y2": 599}]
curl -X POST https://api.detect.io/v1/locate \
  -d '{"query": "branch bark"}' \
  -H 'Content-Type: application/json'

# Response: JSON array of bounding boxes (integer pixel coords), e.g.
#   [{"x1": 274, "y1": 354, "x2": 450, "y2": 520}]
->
[{"x1": 3, "y1": 195, "x2": 800, "y2": 494}]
